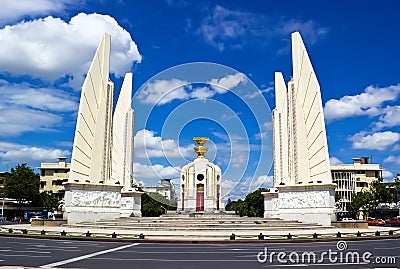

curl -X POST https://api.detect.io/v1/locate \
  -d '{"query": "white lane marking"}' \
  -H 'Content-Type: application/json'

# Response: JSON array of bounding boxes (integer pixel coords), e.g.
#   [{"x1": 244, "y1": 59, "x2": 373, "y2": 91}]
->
[
  {"x1": 262, "y1": 265, "x2": 308, "y2": 267},
  {"x1": 39, "y1": 243, "x2": 140, "y2": 268},
  {"x1": 374, "y1": 246, "x2": 400, "y2": 250},
  {"x1": 93, "y1": 257, "x2": 256, "y2": 262}
]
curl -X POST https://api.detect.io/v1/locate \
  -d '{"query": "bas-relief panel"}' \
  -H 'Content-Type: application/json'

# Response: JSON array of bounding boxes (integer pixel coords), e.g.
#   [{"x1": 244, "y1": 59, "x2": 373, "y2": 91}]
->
[
  {"x1": 70, "y1": 190, "x2": 120, "y2": 207},
  {"x1": 121, "y1": 197, "x2": 134, "y2": 208},
  {"x1": 279, "y1": 191, "x2": 330, "y2": 209}
]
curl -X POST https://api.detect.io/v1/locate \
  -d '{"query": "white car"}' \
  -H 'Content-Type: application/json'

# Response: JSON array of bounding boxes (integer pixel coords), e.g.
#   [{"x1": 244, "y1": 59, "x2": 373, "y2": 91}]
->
[{"x1": 29, "y1": 216, "x2": 44, "y2": 223}]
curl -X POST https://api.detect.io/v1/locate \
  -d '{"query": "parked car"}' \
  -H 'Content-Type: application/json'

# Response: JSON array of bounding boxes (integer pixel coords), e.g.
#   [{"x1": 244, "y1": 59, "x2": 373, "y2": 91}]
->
[
  {"x1": 366, "y1": 217, "x2": 386, "y2": 226},
  {"x1": 374, "y1": 219, "x2": 386, "y2": 226},
  {"x1": 29, "y1": 216, "x2": 44, "y2": 223},
  {"x1": 366, "y1": 217, "x2": 376, "y2": 225},
  {"x1": 12, "y1": 216, "x2": 22, "y2": 223},
  {"x1": 342, "y1": 217, "x2": 354, "y2": 221},
  {"x1": 389, "y1": 217, "x2": 400, "y2": 227}
]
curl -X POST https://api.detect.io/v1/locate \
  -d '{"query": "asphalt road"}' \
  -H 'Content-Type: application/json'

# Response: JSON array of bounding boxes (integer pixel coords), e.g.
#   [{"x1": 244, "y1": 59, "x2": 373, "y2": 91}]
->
[{"x1": 0, "y1": 236, "x2": 398, "y2": 268}]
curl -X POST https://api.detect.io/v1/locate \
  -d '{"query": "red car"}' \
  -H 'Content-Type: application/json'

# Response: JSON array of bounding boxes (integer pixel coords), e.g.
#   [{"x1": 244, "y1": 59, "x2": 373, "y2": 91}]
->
[
  {"x1": 366, "y1": 217, "x2": 376, "y2": 225},
  {"x1": 389, "y1": 217, "x2": 400, "y2": 227},
  {"x1": 374, "y1": 219, "x2": 386, "y2": 226},
  {"x1": 366, "y1": 217, "x2": 385, "y2": 226}
]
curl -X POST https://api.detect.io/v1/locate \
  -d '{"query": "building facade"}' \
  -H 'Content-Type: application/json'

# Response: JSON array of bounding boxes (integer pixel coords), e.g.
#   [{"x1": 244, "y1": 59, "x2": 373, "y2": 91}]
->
[
  {"x1": 38, "y1": 157, "x2": 70, "y2": 199},
  {"x1": 143, "y1": 179, "x2": 175, "y2": 201},
  {"x1": 331, "y1": 157, "x2": 383, "y2": 212}
]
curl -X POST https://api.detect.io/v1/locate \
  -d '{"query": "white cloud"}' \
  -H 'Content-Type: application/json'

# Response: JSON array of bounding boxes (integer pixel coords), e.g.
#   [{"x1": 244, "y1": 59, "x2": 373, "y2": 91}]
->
[
  {"x1": 255, "y1": 121, "x2": 272, "y2": 140},
  {"x1": 137, "y1": 78, "x2": 190, "y2": 105},
  {"x1": 244, "y1": 86, "x2": 273, "y2": 99},
  {"x1": 134, "y1": 129, "x2": 193, "y2": 159},
  {"x1": 275, "y1": 19, "x2": 328, "y2": 44},
  {"x1": 0, "y1": 13, "x2": 141, "y2": 88},
  {"x1": 221, "y1": 179, "x2": 239, "y2": 196},
  {"x1": 0, "y1": 0, "x2": 79, "y2": 26},
  {"x1": 189, "y1": 86, "x2": 215, "y2": 99},
  {"x1": 384, "y1": 155, "x2": 400, "y2": 165},
  {"x1": 0, "y1": 108, "x2": 61, "y2": 136},
  {"x1": 324, "y1": 84, "x2": 400, "y2": 122},
  {"x1": 223, "y1": 175, "x2": 273, "y2": 199},
  {"x1": 198, "y1": 5, "x2": 327, "y2": 51},
  {"x1": 137, "y1": 73, "x2": 246, "y2": 105},
  {"x1": 209, "y1": 72, "x2": 246, "y2": 92},
  {"x1": 0, "y1": 142, "x2": 70, "y2": 163},
  {"x1": 251, "y1": 175, "x2": 273, "y2": 189},
  {"x1": 0, "y1": 81, "x2": 78, "y2": 112},
  {"x1": 0, "y1": 80, "x2": 76, "y2": 136},
  {"x1": 133, "y1": 162, "x2": 180, "y2": 181},
  {"x1": 198, "y1": 5, "x2": 252, "y2": 51},
  {"x1": 329, "y1": 156, "x2": 343, "y2": 165},
  {"x1": 382, "y1": 170, "x2": 394, "y2": 182},
  {"x1": 375, "y1": 106, "x2": 400, "y2": 130},
  {"x1": 350, "y1": 131, "x2": 400, "y2": 151},
  {"x1": 221, "y1": 112, "x2": 241, "y2": 121}
]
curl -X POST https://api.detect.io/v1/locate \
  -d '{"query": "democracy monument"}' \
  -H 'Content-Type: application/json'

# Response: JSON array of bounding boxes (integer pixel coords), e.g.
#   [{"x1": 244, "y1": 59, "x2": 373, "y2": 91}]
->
[
  {"x1": 63, "y1": 31, "x2": 335, "y2": 227},
  {"x1": 178, "y1": 138, "x2": 223, "y2": 212},
  {"x1": 64, "y1": 34, "x2": 141, "y2": 223},
  {"x1": 263, "y1": 32, "x2": 336, "y2": 225}
]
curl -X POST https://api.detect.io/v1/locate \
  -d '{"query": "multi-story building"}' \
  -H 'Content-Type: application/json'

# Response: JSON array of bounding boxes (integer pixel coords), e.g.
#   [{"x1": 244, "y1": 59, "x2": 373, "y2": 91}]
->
[
  {"x1": 38, "y1": 157, "x2": 70, "y2": 199},
  {"x1": 143, "y1": 179, "x2": 175, "y2": 201},
  {"x1": 331, "y1": 157, "x2": 382, "y2": 213}
]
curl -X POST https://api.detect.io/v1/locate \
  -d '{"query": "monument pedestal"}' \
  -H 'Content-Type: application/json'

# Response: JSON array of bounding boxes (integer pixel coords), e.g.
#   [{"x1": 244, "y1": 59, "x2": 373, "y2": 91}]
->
[
  {"x1": 263, "y1": 184, "x2": 336, "y2": 226},
  {"x1": 64, "y1": 183, "x2": 123, "y2": 224},
  {"x1": 262, "y1": 189, "x2": 280, "y2": 218},
  {"x1": 120, "y1": 190, "x2": 143, "y2": 217}
]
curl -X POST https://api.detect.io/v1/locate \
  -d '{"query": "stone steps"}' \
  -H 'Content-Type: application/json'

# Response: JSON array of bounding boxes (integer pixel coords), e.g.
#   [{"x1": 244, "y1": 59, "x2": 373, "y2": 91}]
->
[
  {"x1": 64, "y1": 223, "x2": 327, "y2": 231},
  {"x1": 64, "y1": 215, "x2": 330, "y2": 233},
  {"x1": 66, "y1": 223, "x2": 314, "y2": 228}
]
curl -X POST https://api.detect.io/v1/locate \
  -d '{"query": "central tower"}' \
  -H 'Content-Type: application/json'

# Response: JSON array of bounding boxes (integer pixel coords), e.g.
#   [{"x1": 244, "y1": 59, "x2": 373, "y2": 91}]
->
[{"x1": 179, "y1": 138, "x2": 223, "y2": 212}]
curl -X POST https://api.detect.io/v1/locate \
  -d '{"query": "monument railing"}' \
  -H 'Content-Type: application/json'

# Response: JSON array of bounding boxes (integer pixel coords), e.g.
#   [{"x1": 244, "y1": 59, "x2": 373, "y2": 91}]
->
[{"x1": 1, "y1": 227, "x2": 399, "y2": 241}]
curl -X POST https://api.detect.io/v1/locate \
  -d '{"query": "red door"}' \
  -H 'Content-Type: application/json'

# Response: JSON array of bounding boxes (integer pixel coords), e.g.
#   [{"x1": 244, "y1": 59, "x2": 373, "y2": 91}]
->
[{"x1": 196, "y1": 184, "x2": 204, "y2": 211}]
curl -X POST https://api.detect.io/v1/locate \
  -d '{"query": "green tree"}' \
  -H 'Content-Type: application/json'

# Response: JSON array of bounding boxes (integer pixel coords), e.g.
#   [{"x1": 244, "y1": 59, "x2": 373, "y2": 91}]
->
[
  {"x1": 39, "y1": 191, "x2": 60, "y2": 211},
  {"x1": 141, "y1": 192, "x2": 177, "y2": 217},
  {"x1": 225, "y1": 188, "x2": 266, "y2": 217},
  {"x1": 369, "y1": 180, "x2": 395, "y2": 207},
  {"x1": 3, "y1": 164, "x2": 40, "y2": 212},
  {"x1": 225, "y1": 199, "x2": 246, "y2": 216},
  {"x1": 348, "y1": 191, "x2": 373, "y2": 219},
  {"x1": 243, "y1": 188, "x2": 266, "y2": 217},
  {"x1": 348, "y1": 179, "x2": 395, "y2": 219}
]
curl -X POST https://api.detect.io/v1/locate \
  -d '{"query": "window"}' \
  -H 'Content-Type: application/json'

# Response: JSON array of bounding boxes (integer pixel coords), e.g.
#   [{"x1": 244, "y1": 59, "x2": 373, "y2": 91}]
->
[
  {"x1": 45, "y1": 170, "x2": 54, "y2": 176},
  {"x1": 356, "y1": 182, "x2": 368, "y2": 188}
]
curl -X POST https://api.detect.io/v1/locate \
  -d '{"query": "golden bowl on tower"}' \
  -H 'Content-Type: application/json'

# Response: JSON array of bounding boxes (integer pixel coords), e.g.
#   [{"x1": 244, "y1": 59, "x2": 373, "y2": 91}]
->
[{"x1": 193, "y1": 137, "x2": 209, "y2": 158}]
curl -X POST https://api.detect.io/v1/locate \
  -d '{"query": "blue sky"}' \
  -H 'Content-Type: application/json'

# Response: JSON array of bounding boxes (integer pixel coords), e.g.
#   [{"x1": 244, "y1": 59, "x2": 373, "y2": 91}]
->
[{"x1": 0, "y1": 0, "x2": 399, "y2": 200}]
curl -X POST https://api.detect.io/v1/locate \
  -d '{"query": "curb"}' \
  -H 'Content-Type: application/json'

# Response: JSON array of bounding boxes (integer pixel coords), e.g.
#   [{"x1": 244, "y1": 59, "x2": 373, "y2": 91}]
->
[{"x1": 1, "y1": 231, "x2": 399, "y2": 244}]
